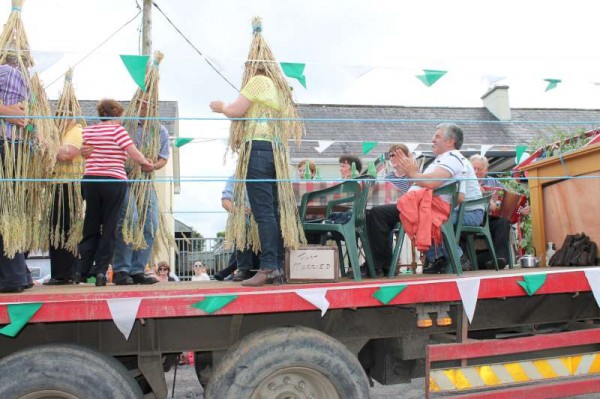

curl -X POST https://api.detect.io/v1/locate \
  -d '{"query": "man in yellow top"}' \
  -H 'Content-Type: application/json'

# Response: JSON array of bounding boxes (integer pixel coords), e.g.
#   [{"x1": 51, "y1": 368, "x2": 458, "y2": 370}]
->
[{"x1": 44, "y1": 123, "x2": 84, "y2": 285}]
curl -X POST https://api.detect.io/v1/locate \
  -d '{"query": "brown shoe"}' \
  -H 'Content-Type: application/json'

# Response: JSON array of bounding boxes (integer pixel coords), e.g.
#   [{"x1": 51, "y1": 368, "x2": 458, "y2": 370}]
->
[{"x1": 241, "y1": 269, "x2": 270, "y2": 287}]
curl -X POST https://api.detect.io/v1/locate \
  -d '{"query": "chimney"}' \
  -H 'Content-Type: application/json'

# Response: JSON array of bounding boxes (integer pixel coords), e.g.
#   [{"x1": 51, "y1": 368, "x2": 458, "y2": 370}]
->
[{"x1": 481, "y1": 85, "x2": 511, "y2": 121}]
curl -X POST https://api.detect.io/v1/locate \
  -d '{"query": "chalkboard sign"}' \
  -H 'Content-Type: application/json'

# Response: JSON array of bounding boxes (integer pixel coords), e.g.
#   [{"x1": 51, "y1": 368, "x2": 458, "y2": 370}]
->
[{"x1": 285, "y1": 246, "x2": 340, "y2": 283}]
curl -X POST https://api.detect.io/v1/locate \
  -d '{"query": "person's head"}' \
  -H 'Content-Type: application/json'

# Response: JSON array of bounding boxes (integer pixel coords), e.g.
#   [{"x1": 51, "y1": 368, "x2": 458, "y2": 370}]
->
[
  {"x1": 297, "y1": 159, "x2": 316, "y2": 179},
  {"x1": 156, "y1": 261, "x2": 171, "y2": 276},
  {"x1": 469, "y1": 154, "x2": 490, "y2": 180},
  {"x1": 97, "y1": 99, "x2": 124, "y2": 119},
  {"x1": 3, "y1": 52, "x2": 32, "y2": 69},
  {"x1": 135, "y1": 95, "x2": 152, "y2": 118},
  {"x1": 339, "y1": 155, "x2": 362, "y2": 179},
  {"x1": 432, "y1": 123, "x2": 464, "y2": 155},
  {"x1": 387, "y1": 143, "x2": 410, "y2": 167},
  {"x1": 193, "y1": 261, "x2": 207, "y2": 275}
]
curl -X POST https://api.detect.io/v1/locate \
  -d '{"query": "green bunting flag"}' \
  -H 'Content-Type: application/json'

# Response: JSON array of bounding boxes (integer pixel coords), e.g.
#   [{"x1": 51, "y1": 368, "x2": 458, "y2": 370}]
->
[
  {"x1": 280, "y1": 62, "x2": 307, "y2": 88},
  {"x1": 515, "y1": 144, "x2": 527, "y2": 164},
  {"x1": 416, "y1": 69, "x2": 447, "y2": 87},
  {"x1": 0, "y1": 303, "x2": 43, "y2": 337},
  {"x1": 517, "y1": 274, "x2": 547, "y2": 296},
  {"x1": 120, "y1": 55, "x2": 149, "y2": 92},
  {"x1": 373, "y1": 285, "x2": 407, "y2": 305},
  {"x1": 192, "y1": 295, "x2": 238, "y2": 314},
  {"x1": 544, "y1": 78, "x2": 562, "y2": 92},
  {"x1": 174, "y1": 137, "x2": 194, "y2": 148},
  {"x1": 362, "y1": 141, "x2": 378, "y2": 155}
]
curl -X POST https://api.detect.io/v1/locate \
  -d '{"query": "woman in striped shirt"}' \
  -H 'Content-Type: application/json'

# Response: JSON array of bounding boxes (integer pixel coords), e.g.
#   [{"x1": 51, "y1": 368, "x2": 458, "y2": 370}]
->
[{"x1": 77, "y1": 99, "x2": 153, "y2": 286}]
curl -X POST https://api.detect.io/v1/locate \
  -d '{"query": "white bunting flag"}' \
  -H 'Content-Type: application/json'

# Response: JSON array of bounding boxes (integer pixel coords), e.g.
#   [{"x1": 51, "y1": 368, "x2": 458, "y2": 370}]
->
[
  {"x1": 296, "y1": 289, "x2": 330, "y2": 317},
  {"x1": 584, "y1": 268, "x2": 600, "y2": 309},
  {"x1": 480, "y1": 145, "x2": 493, "y2": 156},
  {"x1": 406, "y1": 142, "x2": 419, "y2": 153},
  {"x1": 314, "y1": 140, "x2": 335, "y2": 154},
  {"x1": 107, "y1": 298, "x2": 142, "y2": 340},
  {"x1": 456, "y1": 278, "x2": 480, "y2": 323}
]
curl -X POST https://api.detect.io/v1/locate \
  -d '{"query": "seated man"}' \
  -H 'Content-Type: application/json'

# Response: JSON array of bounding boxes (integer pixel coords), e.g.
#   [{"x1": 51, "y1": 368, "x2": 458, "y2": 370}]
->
[
  {"x1": 367, "y1": 123, "x2": 481, "y2": 276},
  {"x1": 470, "y1": 154, "x2": 529, "y2": 269}
]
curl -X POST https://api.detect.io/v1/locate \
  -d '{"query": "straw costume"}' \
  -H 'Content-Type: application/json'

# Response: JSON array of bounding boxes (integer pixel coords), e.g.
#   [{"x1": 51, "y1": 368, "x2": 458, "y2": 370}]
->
[
  {"x1": 118, "y1": 51, "x2": 173, "y2": 274},
  {"x1": 224, "y1": 17, "x2": 306, "y2": 271},
  {"x1": 0, "y1": 0, "x2": 59, "y2": 257},
  {"x1": 44, "y1": 69, "x2": 85, "y2": 283}
]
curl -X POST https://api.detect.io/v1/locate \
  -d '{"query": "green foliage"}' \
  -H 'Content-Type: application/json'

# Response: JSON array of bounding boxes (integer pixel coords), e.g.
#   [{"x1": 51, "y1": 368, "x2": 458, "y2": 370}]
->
[
  {"x1": 527, "y1": 128, "x2": 589, "y2": 160},
  {"x1": 216, "y1": 231, "x2": 225, "y2": 238},
  {"x1": 501, "y1": 177, "x2": 535, "y2": 255}
]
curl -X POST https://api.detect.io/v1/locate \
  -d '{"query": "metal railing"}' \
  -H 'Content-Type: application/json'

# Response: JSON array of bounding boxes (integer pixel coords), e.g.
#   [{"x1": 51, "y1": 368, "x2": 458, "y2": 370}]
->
[{"x1": 174, "y1": 237, "x2": 232, "y2": 281}]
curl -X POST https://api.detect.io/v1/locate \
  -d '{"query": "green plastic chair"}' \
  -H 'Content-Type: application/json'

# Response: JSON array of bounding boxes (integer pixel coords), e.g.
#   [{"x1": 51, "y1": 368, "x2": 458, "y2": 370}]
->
[
  {"x1": 299, "y1": 177, "x2": 376, "y2": 281},
  {"x1": 455, "y1": 192, "x2": 501, "y2": 271},
  {"x1": 388, "y1": 182, "x2": 462, "y2": 277}
]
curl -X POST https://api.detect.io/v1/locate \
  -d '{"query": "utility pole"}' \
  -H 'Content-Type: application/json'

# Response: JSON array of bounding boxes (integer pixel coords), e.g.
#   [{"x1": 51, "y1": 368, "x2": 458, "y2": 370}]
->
[{"x1": 142, "y1": 0, "x2": 152, "y2": 55}]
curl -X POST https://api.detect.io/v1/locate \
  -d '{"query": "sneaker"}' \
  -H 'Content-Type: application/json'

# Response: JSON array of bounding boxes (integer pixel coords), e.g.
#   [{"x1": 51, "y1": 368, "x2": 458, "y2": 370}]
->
[
  {"x1": 460, "y1": 255, "x2": 472, "y2": 272},
  {"x1": 214, "y1": 264, "x2": 237, "y2": 281},
  {"x1": 131, "y1": 273, "x2": 159, "y2": 285},
  {"x1": 113, "y1": 271, "x2": 134, "y2": 286},
  {"x1": 43, "y1": 277, "x2": 74, "y2": 286}
]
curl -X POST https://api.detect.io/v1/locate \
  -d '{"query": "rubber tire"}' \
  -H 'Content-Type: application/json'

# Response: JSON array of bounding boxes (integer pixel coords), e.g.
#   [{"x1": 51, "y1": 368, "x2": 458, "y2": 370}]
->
[
  {"x1": 0, "y1": 344, "x2": 143, "y2": 399},
  {"x1": 205, "y1": 326, "x2": 370, "y2": 399}
]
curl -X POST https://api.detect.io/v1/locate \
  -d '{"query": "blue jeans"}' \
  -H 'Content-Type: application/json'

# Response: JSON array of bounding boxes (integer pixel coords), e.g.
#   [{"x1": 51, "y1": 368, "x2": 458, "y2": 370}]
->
[
  {"x1": 245, "y1": 141, "x2": 283, "y2": 271},
  {"x1": 113, "y1": 186, "x2": 159, "y2": 275},
  {"x1": 427, "y1": 208, "x2": 484, "y2": 261}
]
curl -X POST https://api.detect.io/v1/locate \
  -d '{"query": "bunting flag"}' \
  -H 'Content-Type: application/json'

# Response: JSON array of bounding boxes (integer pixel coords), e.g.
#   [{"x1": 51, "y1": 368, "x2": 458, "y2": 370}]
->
[
  {"x1": 515, "y1": 144, "x2": 527, "y2": 164},
  {"x1": 517, "y1": 274, "x2": 547, "y2": 296},
  {"x1": 30, "y1": 50, "x2": 64, "y2": 73},
  {"x1": 416, "y1": 69, "x2": 447, "y2": 87},
  {"x1": 480, "y1": 145, "x2": 493, "y2": 156},
  {"x1": 362, "y1": 141, "x2": 378, "y2": 155},
  {"x1": 406, "y1": 142, "x2": 419, "y2": 153},
  {"x1": 107, "y1": 298, "x2": 142, "y2": 340},
  {"x1": 481, "y1": 74, "x2": 507, "y2": 87},
  {"x1": 314, "y1": 140, "x2": 334, "y2": 153},
  {"x1": 456, "y1": 278, "x2": 480, "y2": 323},
  {"x1": 0, "y1": 303, "x2": 42, "y2": 337},
  {"x1": 175, "y1": 137, "x2": 194, "y2": 148},
  {"x1": 192, "y1": 295, "x2": 237, "y2": 314},
  {"x1": 373, "y1": 285, "x2": 407, "y2": 305},
  {"x1": 544, "y1": 78, "x2": 562, "y2": 92},
  {"x1": 341, "y1": 65, "x2": 375, "y2": 80},
  {"x1": 280, "y1": 62, "x2": 307, "y2": 88},
  {"x1": 584, "y1": 269, "x2": 600, "y2": 308},
  {"x1": 120, "y1": 54, "x2": 149, "y2": 92},
  {"x1": 296, "y1": 289, "x2": 330, "y2": 316}
]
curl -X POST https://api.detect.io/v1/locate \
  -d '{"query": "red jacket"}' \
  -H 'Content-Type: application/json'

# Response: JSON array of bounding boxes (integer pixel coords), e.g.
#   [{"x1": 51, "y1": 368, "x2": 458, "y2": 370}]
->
[{"x1": 396, "y1": 189, "x2": 451, "y2": 252}]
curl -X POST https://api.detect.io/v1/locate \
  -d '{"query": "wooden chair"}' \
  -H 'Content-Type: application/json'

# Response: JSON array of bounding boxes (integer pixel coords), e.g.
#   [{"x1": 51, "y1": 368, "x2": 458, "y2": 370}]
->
[
  {"x1": 299, "y1": 177, "x2": 376, "y2": 281},
  {"x1": 388, "y1": 182, "x2": 462, "y2": 276}
]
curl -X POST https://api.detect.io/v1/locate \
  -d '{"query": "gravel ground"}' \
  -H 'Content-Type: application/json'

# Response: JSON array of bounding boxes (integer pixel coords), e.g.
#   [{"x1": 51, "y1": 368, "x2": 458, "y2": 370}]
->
[{"x1": 165, "y1": 364, "x2": 423, "y2": 398}]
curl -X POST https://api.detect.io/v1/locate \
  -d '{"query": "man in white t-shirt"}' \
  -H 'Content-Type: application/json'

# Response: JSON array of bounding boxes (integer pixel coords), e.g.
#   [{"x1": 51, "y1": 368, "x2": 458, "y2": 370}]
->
[{"x1": 367, "y1": 123, "x2": 482, "y2": 275}]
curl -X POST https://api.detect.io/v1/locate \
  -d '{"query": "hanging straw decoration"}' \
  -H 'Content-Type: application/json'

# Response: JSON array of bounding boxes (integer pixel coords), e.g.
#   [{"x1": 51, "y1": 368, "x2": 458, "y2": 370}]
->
[
  {"x1": 0, "y1": 1, "x2": 59, "y2": 256},
  {"x1": 47, "y1": 68, "x2": 86, "y2": 253},
  {"x1": 121, "y1": 51, "x2": 174, "y2": 260},
  {"x1": 225, "y1": 16, "x2": 306, "y2": 254}
]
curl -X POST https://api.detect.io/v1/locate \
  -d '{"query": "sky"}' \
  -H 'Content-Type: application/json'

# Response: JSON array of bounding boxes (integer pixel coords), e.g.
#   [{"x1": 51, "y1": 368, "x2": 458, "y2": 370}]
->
[{"x1": 7, "y1": 0, "x2": 600, "y2": 237}]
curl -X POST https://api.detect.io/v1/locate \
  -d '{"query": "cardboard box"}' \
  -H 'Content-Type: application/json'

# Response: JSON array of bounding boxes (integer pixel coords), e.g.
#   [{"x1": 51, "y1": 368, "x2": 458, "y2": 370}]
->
[{"x1": 285, "y1": 245, "x2": 340, "y2": 283}]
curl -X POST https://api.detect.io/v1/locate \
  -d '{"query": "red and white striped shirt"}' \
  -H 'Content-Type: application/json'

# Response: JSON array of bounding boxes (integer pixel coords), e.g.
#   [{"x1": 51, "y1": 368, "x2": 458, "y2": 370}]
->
[{"x1": 82, "y1": 123, "x2": 134, "y2": 180}]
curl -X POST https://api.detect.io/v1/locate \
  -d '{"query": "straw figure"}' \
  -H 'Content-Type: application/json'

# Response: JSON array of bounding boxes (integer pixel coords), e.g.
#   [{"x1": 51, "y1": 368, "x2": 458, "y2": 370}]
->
[
  {"x1": 120, "y1": 51, "x2": 173, "y2": 263},
  {"x1": 0, "y1": 0, "x2": 59, "y2": 257},
  {"x1": 224, "y1": 16, "x2": 306, "y2": 258},
  {"x1": 49, "y1": 68, "x2": 86, "y2": 255}
]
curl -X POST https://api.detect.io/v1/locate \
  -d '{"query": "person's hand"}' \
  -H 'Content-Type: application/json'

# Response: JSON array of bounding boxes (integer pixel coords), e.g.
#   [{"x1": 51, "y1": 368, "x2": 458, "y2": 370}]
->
[
  {"x1": 209, "y1": 101, "x2": 225, "y2": 114},
  {"x1": 80, "y1": 143, "x2": 93, "y2": 159},
  {"x1": 4, "y1": 104, "x2": 26, "y2": 127},
  {"x1": 141, "y1": 159, "x2": 154, "y2": 173},
  {"x1": 395, "y1": 151, "x2": 418, "y2": 177},
  {"x1": 244, "y1": 206, "x2": 252, "y2": 216},
  {"x1": 519, "y1": 205, "x2": 531, "y2": 216}
]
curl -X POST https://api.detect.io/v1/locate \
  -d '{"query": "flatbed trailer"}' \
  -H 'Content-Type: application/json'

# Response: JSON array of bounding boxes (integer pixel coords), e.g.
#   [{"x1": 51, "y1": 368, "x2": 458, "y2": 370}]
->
[{"x1": 1, "y1": 266, "x2": 600, "y2": 398}]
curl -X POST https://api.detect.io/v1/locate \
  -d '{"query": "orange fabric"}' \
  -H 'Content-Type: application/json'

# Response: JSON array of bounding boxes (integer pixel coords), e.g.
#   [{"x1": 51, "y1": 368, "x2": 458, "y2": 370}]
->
[{"x1": 397, "y1": 189, "x2": 451, "y2": 252}]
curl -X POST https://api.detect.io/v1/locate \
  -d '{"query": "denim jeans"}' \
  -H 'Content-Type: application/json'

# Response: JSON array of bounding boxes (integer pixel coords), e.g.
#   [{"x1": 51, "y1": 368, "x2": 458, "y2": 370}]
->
[
  {"x1": 113, "y1": 186, "x2": 159, "y2": 275},
  {"x1": 427, "y1": 208, "x2": 484, "y2": 261},
  {"x1": 245, "y1": 141, "x2": 283, "y2": 271}
]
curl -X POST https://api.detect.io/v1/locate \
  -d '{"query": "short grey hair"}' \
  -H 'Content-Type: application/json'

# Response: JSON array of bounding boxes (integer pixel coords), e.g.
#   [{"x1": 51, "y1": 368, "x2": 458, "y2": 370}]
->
[
  {"x1": 469, "y1": 154, "x2": 489, "y2": 169},
  {"x1": 436, "y1": 123, "x2": 464, "y2": 150}
]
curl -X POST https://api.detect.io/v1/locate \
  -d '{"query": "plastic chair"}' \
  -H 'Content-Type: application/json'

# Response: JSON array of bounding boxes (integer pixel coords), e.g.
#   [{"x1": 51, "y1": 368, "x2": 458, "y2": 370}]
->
[
  {"x1": 455, "y1": 192, "x2": 498, "y2": 271},
  {"x1": 388, "y1": 182, "x2": 461, "y2": 276},
  {"x1": 299, "y1": 177, "x2": 376, "y2": 281}
]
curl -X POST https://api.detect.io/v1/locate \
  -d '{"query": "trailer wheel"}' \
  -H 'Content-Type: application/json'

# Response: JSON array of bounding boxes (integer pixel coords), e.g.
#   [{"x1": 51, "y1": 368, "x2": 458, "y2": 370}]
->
[
  {"x1": 205, "y1": 326, "x2": 370, "y2": 399},
  {"x1": 0, "y1": 344, "x2": 143, "y2": 399}
]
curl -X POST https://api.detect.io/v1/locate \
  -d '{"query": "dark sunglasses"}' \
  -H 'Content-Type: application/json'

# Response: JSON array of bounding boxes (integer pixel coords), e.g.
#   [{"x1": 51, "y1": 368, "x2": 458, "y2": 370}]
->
[{"x1": 158, "y1": 268, "x2": 169, "y2": 271}]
